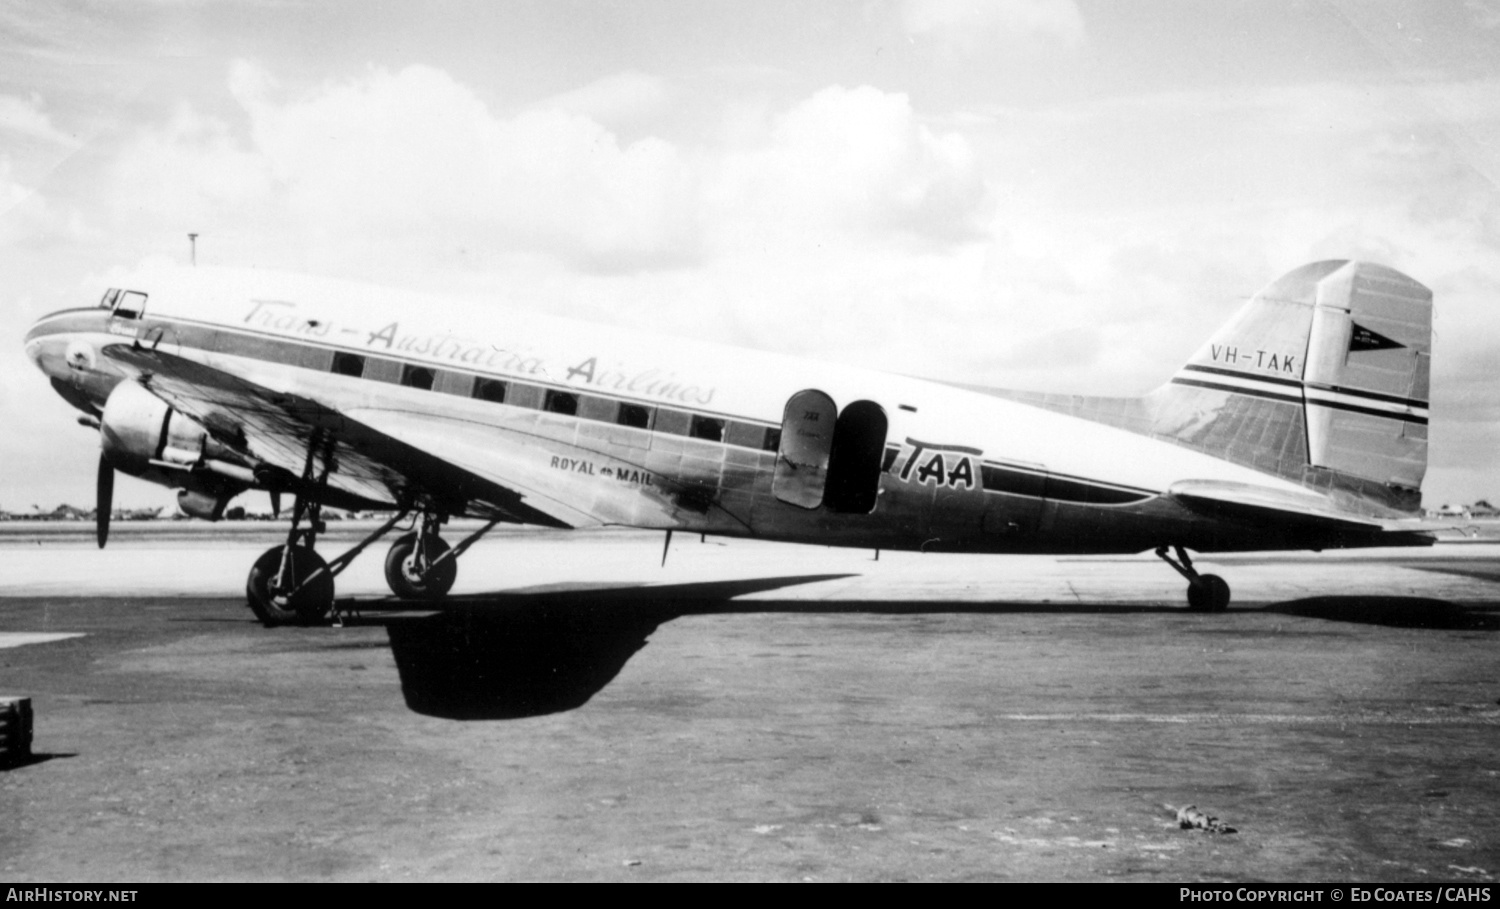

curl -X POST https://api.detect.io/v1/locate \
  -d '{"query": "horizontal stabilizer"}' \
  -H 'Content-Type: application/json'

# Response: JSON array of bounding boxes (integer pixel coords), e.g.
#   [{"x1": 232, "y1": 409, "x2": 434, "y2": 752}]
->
[{"x1": 1168, "y1": 479, "x2": 1430, "y2": 542}]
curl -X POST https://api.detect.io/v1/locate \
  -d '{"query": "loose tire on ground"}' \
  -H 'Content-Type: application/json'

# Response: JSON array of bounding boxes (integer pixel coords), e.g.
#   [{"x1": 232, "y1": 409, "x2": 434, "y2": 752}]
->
[
  {"x1": 246, "y1": 545, "x2": 335, "y2": 626},
  {"x1": 384, "y1": 532, "x2": 457, "y2": 600},
  {"x1": 1187, "y1": 574, "x2": 1231, "y2": 612}
]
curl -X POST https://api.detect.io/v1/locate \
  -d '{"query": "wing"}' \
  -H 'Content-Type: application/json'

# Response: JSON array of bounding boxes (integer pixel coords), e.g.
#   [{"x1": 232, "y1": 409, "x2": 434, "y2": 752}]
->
[
  {"x1": 1168, "y1": 479, "x2": 1435, "y2": 546},
  {"x1": 102, "y1": 344, "x2": 574, "y2": 527},
  {"x1": 342, "y1": 407, "x2": 701, "y2": 530}
]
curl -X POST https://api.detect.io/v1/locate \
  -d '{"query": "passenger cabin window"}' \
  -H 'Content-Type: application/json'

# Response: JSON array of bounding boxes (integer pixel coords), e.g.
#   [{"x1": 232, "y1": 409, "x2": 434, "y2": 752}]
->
[
  {"x1": 654, "y1": 409, "x2": 691, "y2": 436},
  {"x1": 401, "y1": 364, "x2": 435, "y2": 390},
  {"x1": 617, "y1": 403, "x2": 652, "y2": 429},
  {"x1": 434, "y1": 371, "x2": 473, "y2": 396},
  {"x1": 544, "y1": 390, "x2": 578, "y2": 416},
  {"x1": 763, "y1": 429, "x2": 781, "y2": 452},
  {"x1": 330, "y1": 352, "x2": 366, "y2": 377},
  {"x1": 508, "y1": 384, "x2": 545, "y2": 409},
  {"x1": 578, "y1": 395, "x2": 619, "y2": 423},
  {"x1": 361, "y1": 358, "x2": 402, "y2": 383},
  {"x1": 690, "y1": 415, "x2": 725, "y2": 443},
  {"x1": 472, "y1": 378, "x2": 507, "y2": 403},
  {"x1": 726, "y1": 421, "x2": 767, "y2": 449}
]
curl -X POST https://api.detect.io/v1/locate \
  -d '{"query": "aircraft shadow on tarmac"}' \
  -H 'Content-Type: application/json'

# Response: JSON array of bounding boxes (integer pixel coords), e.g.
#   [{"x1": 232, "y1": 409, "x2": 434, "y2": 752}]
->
[
  {"x1": 376, "y1": 574, "x2": 854, "y2": 721},
  {"x1": 356, "y1": 574, "x2": 1500, "y2": 721},
  {"x1": 1261, "y1": 596, "x2": 1500, "y2": 630}
]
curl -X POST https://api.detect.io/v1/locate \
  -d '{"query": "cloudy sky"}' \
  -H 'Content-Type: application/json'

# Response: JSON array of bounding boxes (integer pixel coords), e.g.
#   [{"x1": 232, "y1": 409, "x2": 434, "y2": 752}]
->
[{"x1": 2, "y1": 0, "x2": 1498, "y2": 511}]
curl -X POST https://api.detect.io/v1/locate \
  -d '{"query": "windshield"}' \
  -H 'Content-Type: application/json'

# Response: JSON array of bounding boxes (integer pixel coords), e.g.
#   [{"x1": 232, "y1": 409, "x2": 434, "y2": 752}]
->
[{"x1": 100, "y1": 288, "x2": 148, "y2": 319}]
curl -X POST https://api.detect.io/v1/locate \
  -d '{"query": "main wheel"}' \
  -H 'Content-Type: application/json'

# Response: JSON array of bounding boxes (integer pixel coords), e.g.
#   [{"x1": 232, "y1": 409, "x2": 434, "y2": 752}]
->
[
  {"x1": 1186, "y1": 574, "x2": 1231, "y2": 612},
  {"x1": 247, "y1": 545, "x2": 335, "y2": 626},
  {"x1": 384, "y1": 532, "x2": 457, "y2": 600}
]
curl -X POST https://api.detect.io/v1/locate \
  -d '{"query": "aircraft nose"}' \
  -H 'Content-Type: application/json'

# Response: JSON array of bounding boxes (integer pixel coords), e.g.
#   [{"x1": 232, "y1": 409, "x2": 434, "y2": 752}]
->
[
  {"x1": 24, "y1": 309, "x2": 100, "y2": 380},
  {"x1": 23, "y1": 315, "x2": 54, "y2": 370}
]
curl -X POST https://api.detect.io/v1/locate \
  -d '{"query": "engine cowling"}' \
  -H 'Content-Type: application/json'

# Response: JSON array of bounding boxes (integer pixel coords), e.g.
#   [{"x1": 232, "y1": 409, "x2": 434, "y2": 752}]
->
[
  {"x1": 101, "y1": 380, "x2": 205, "y2": 477},
  {"x1": 98, "y1": 380, "x2": 248, "y2": 519}
]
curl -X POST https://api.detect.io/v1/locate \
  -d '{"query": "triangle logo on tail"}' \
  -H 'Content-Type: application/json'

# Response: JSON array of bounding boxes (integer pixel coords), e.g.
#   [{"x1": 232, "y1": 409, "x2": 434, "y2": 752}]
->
[{"x1": 1349, "y1": 322, "x2": 1405, "y2": 353}]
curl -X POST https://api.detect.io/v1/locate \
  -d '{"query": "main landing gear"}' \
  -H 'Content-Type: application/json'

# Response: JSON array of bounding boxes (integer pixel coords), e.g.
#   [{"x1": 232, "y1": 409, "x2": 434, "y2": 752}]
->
[
  {"x1": 246, "y1": 507, "x2": 498, "y2": 626},
  {"x1": 1156, "y1": 544, "x2": 1231, "y2": 612},
  {"x1": 244, "y1": 442, "x2": 499, "y2": 626},
  {"x1": 384, "y1": 512, "x2": 457, "y2": 600}
]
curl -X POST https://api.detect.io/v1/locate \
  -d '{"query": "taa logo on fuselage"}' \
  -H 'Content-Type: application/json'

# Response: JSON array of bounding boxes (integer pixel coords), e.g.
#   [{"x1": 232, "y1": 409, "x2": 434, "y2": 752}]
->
[{"x1": 896, "y1": 439, "x2": 979, "y2": 490}]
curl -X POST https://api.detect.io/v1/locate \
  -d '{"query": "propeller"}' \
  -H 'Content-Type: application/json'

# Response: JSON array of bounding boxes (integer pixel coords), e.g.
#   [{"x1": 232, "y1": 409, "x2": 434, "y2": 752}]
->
[{"x1": 96, "y1": 453, "x2": 114, "y2": 549}]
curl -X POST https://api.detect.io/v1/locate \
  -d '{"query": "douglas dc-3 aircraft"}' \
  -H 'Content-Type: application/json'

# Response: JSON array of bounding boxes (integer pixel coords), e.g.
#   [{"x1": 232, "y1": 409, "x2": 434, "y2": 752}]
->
[{"x1": 24, "y1": 260, "x2": 1435, "y2": 624}]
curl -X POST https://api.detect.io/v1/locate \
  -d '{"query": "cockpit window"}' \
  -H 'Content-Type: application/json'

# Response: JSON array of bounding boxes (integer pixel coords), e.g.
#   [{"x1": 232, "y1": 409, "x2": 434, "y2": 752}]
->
[
  {"x1": 99, "y1": 288, "x2": 120, "y2": 309},
  {"x1": 114, "y1": 290, "x2": 148, "y2": 319}
]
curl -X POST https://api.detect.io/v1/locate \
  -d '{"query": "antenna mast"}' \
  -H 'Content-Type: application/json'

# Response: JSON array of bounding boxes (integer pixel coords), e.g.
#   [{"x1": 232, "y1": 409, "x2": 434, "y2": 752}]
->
[{"x1": 188, "y1": 233, "x2": 198, "y2": 266}]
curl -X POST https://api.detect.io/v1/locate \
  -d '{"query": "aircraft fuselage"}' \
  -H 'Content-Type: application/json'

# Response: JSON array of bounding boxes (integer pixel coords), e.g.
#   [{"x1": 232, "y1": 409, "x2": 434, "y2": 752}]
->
[{"x1": 22, "y1": 268, "x2": 1392, "y2": 556}]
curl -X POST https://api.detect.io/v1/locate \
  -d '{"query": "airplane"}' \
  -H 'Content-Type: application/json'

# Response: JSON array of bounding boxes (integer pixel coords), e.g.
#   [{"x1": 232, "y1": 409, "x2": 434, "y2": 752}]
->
[{"x1": 23, "y1": 259, "x2": 1435, "y2": 624}]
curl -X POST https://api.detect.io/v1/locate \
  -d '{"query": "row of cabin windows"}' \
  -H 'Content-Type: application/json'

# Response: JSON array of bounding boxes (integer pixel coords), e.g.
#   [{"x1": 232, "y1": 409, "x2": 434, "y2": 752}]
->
[{"x1": 328, "y1": 350, "x2": 780, "y2": 452}]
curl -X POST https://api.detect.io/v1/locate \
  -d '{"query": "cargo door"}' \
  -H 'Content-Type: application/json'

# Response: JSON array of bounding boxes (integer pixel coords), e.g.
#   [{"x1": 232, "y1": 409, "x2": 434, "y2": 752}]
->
[{"x1": 773, "y1": 389, "x2": 837, "y2": 509}]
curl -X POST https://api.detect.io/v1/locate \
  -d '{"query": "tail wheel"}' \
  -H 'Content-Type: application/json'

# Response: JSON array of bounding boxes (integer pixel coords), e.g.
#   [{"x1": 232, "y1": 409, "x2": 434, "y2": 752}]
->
[
  {"x1": 384, "y1": 532, "x2": 457, "y2": 600},
  {"x1": 247, "y1": 545, "x2": 335, "y2": 626},
  {"x1": 1187, "y1": 574, "x2": 1231, "y2": 612}
]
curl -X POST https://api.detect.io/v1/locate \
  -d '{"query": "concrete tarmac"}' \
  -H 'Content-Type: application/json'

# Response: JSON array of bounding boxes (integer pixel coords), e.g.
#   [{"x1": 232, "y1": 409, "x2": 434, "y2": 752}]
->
[{"x1": 1, "y1": 523, "x2": 1497, "y2": 881}]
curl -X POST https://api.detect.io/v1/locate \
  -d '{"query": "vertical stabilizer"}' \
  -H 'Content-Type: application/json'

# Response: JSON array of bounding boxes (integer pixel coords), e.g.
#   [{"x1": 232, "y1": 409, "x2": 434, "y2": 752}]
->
[{"x1": 1146, "y1": 260, "x2": 1431, "y2": 514}]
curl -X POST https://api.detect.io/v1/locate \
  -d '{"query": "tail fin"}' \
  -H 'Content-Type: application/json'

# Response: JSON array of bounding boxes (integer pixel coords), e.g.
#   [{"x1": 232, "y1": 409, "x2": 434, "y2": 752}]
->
[{"x1": 1147, "y1": 260, "x2": 1431, "y2": 515}]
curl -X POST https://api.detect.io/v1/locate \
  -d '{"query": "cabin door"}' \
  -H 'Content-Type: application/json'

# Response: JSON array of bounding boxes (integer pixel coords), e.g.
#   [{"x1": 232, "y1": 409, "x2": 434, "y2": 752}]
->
[{"x1": 774, "y1": 389, "x2": 837, "y2": 509}]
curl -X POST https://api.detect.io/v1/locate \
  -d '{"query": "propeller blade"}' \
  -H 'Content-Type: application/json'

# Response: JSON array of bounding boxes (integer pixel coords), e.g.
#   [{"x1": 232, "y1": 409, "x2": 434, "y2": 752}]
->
[
  {"x1": 270, "y1": 490, "x2": 281, "y2": 518},
  {"x1": 96, "y1": 455, "x2": 114, "y2": 549}
]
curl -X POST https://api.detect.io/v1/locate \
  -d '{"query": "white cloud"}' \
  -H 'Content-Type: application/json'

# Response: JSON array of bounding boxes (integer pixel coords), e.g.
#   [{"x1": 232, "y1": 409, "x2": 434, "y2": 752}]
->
[
  {"x1": 0, "y1": 157, "x2": 82, "y2": 249},
  {"x1": 709, "y1": 85, "x2": 989, "y2": 245},
  {"x1": 1464, "y1": 0, "x2": 1500, "y2": 30},
  {"x1": 109, "y1": 104, "x2": 273, "y2": 222},
  {"x1": 227, "y1": 62, "x2": 699, "y2": 272},
  {"x1": 102, "y1": 67, "x2": 990, "y2": 281},
  {"x1": 532, "y1": 71, "x2": 671, "y2": 129},
  {"x1": 899, "y1": 0, "x2": 1085, "y2": 54},
  {"x1": 0, "y1": 93, "x2": 79, "y2": 147}
]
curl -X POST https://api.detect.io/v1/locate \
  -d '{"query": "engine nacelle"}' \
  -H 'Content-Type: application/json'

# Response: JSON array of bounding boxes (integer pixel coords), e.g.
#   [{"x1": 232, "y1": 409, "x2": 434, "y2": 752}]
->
[
  {"x1": 177, "y1": 488, "x2": 231, "y2": 521},
  {"x1": 98, "y1": 381, "x2": 248, "y2": 519},
  {"x1": 100, "y1": 380, "x2": 207, "y2": 477}
]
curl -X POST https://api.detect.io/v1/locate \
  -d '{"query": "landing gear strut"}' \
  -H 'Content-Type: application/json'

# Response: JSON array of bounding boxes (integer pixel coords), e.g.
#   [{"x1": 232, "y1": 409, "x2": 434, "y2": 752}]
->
[
  {"x1": 1156, "y1": 544, "x2": 1231, "y2": 612},
  {"x1": 247, "y1": 497, "x2": 336, "y2": 626},
  {"x1": 247, "y1": 443, "x2": 337, "y2": 626}
]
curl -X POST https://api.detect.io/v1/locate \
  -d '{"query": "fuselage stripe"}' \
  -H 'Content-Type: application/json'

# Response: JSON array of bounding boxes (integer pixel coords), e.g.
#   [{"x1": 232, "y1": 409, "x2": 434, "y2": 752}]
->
[
  {"x1": 1304, "y1": 385, "x2": 1429, "y2": 413},
  {"x1": 1169, "y1": 376, "x2": 1304, "y2": 406},
  {"x1": 1180, "y1": 364, "x2": 1429, "y2": 411},
  {"x1": 1180, "y1": 363, "x2": 1302, "y2": 389},
  {"x1": 1305, "y1": 398, "x2": 1430, "y2": 425},
  {"x1": 1171, "y1": 376, "x2": 1429, "y2": 425}
]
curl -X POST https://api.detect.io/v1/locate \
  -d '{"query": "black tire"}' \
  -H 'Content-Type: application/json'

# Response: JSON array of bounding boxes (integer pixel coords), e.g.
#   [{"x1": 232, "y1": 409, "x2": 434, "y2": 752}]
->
[
  {"x1": 247, "y1": 545, "x2": 335, "y2": 626},
  {"x1": 384, "y1": 532, "x2": 457, "y2": 600},
  {"x1": 1187, "y1": 574, "x2": 1231, "y2": 612}
]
